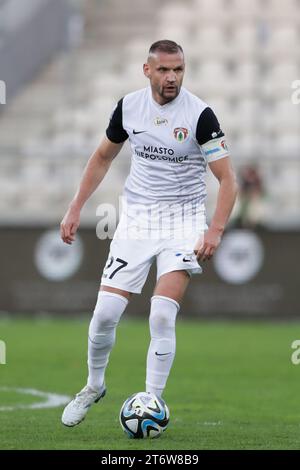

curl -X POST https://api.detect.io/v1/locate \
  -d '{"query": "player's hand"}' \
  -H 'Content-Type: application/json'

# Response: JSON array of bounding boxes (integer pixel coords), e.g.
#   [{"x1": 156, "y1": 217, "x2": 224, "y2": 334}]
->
[
  {"x1": 60, "y1": 204, "x2": 81, "y2": 245},
  {"x1": 194, "y1": 227, "x2": 223, "y2": 262}
]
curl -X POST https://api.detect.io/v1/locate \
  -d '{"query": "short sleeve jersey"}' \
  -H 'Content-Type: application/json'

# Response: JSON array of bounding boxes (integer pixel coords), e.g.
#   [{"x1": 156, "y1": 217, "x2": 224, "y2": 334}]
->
[{"x1": 106, "y1": 86, "x2": 229, "y2": 205}]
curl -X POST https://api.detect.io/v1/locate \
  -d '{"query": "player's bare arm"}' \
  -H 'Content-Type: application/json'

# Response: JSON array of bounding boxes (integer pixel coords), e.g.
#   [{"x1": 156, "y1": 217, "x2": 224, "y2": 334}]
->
[
  {"x1": 194, "y1": 156, "x2": 238, "y2": 262},
  {"x1": 60, "y1": 137, "x2": 123, "y2": 245}
]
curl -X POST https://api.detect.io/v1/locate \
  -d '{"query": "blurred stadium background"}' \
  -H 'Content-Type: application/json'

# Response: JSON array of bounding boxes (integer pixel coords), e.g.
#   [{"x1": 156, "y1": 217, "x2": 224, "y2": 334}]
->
[
  {"x1": 0, "y1": 0, "x2": 299, "y2": 317},
  {"x1": 1, "y1": 0, "x2": 300, "y2": 451}
]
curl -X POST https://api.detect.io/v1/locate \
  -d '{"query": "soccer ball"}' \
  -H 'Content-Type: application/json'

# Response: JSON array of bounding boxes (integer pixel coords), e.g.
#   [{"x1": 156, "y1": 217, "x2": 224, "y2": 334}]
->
[{"x1": 119, "y1": 392, "x2": 170, "y2": 439}]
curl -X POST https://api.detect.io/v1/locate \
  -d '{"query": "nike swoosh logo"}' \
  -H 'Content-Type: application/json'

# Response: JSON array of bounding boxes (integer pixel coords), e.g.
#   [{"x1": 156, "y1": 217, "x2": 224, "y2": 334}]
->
[
  {"x1": 183, "y1": 257, "x2": 192, "y2": 262},
  {"x1": 133, "y1": 129, "x2": 146, "y2": 134},
  {"x1": 155, "y1": 352, "x2": 171, "y2": 356}
]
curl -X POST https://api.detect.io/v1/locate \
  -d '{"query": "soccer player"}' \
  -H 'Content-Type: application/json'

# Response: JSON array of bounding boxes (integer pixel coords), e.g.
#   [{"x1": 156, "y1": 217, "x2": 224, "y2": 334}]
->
[{"x1": 60, "y1": 40, "x2": 238, "y2": 426}]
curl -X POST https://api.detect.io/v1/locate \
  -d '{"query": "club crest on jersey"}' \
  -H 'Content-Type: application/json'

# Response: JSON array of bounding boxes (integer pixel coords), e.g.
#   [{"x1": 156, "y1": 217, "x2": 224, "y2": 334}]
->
[
  {"x1": 173, "y1": 127, "x2": 188, "y2": 143},
  {"x1": 154, "y1": 117, "x2": 168, "y2": 126}
]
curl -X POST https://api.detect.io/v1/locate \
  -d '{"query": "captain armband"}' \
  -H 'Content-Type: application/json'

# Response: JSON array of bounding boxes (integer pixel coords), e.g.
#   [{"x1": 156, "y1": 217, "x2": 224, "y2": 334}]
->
[{"x1": 201, "y1": 136, "x2": 229, "y2": 162}]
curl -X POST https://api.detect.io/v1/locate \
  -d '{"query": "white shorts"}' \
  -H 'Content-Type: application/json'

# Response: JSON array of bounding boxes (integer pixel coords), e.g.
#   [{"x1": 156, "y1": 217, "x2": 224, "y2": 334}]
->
[{"x1": 101, "y1": 203, "x2": 207, "y2": 294}]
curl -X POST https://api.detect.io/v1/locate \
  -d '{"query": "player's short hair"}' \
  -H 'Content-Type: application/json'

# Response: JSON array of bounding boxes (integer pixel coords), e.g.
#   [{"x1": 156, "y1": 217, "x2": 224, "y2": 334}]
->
[{"x1": 149, "y1": 40, "x2": 183, "y2": 56}]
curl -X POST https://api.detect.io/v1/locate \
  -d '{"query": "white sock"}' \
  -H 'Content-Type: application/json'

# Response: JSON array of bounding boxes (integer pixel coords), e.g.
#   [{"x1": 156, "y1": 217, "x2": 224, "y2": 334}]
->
[
  {"x1": 87, "y1": 291, "x2": 128, "y2": 392},
  {"x1": 146, "y1": 295, "x2": 179, "y2": 397}
]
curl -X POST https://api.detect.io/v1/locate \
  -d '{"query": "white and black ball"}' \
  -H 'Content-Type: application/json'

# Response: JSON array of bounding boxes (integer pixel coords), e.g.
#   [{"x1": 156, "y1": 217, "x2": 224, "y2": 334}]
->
[{"x1": 119, "y1": 392, "x2": 170, "y2": 439}]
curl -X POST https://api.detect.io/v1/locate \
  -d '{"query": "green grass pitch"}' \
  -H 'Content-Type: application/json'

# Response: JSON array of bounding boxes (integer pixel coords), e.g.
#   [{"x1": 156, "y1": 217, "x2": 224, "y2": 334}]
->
[{"x1": 0, "y1": 317, "x2": 300, "y2": 450}]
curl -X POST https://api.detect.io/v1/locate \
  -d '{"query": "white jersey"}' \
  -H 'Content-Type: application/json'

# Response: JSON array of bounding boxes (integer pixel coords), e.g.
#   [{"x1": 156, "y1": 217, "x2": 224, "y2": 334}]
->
[
  {"x1": 106, "y1": 86, "x2": 229, "y2": 208},
  {"x1": 101, "y1": 87, "x2": 230, "y2": 290}
]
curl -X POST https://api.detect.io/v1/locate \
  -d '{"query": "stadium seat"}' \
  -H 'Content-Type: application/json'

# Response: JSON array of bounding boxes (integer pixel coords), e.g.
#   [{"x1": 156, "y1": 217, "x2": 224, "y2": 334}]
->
[
  {"x1": 230, "y1": 0, "x2": 263, "y2": 18},
  {"x1": 156, "y1": 25, "x2": 191, "y2": 46},
  {"x1": 267, "y1": 0, "x2": 299, "y2": 20},
  {"x1": 233, "y1": 98, "x2": 261, "y2": 130},
  {"x1": 159, "y1": 4, "x2": 193, "y2": 28},
  {"x1": 234, "y1": 133, "x2": 262, "y2": 159},
  {"x1": 93, "y1": 74, "x2": 121, "y2": 96},
  {"x1": 230, "y1": 62, "x2": 260, "y2": 96},
  {"x1": 265, "y1": 26, "x2": 300, "y2": 59},
  {"x1": 195, "y1": 27, "x2": 231, "y2": 59},
  {"x1": 193, "y1": 0, "x2": 229, "y2": 21},
  {"x1": 269, "y1": 99, "x2": 300, "y2": 132},
  {"x1": 126, "y1": 39, "x2": 154, "y2": 61},
  {"x1": 195, "y1": 61, "x2": 232, "y2": 96},
  {"x1": 231, "y1": 24, "x2": 259, "y2": 58},
  {"x1": 274, "y1": 134, "x2": 300, "y2": 159},
  {"x1": 263, "y1": 63, "x2": 300, "y2": 99}
]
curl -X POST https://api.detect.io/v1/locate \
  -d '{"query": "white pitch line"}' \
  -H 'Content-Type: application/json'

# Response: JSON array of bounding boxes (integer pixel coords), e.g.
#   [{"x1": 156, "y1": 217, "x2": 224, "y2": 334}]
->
[
  {"x1": 0, "y1": 387, "x2": 71, "y2": 411},
  {"x1": 202, "y1": 421, "x2": 222, "y2": 426}
]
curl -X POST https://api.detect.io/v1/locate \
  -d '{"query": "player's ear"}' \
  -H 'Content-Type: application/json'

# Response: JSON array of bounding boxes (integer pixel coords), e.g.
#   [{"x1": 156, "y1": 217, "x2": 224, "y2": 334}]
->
[{"x1": 143, "y1": 63, "x2": 151, "y2": 79}]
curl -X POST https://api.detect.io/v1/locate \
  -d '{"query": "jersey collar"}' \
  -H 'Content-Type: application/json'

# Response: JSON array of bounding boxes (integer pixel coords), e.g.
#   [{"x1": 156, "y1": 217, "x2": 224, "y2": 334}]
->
[{"x1": 148, "y1": 86, "x2": 184, "y2": 112}]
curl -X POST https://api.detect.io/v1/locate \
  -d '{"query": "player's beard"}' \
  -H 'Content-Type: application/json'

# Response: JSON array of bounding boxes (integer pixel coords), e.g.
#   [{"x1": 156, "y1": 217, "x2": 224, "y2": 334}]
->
[{"x1": 160, "y1": 84, "x2": 180, "y2": 103}]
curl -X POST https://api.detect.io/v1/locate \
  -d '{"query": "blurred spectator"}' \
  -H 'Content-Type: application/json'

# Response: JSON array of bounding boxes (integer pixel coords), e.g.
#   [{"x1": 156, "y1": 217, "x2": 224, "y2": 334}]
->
[{"x1": 234, "y1": 165, "x2": 266, "y2": 229}]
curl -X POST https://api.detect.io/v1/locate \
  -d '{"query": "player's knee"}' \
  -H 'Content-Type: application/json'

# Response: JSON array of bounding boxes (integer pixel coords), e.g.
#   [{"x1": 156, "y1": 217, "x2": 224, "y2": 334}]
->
[
  {"x1": 92, "y1": 311, "x2": 117, "y2": 330},
  {"x1": 149, "y1": 310, "x2": 174, "y2": 331},
  {"x1": 89, "y1": 309, "x2": 119, "y2": 347},
  {"x1": 149, "y1": 296, "x2": 180, "y2": 333},
  {"x1": 92, "y1": 291, "x2": 128, "y2": 330}
]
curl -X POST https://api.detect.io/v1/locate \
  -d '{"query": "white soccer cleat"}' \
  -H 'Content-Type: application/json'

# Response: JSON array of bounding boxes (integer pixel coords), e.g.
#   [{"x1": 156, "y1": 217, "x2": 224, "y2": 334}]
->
[{"x1": 61, "y1": 384, "x2": 106, "y2": 427}]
